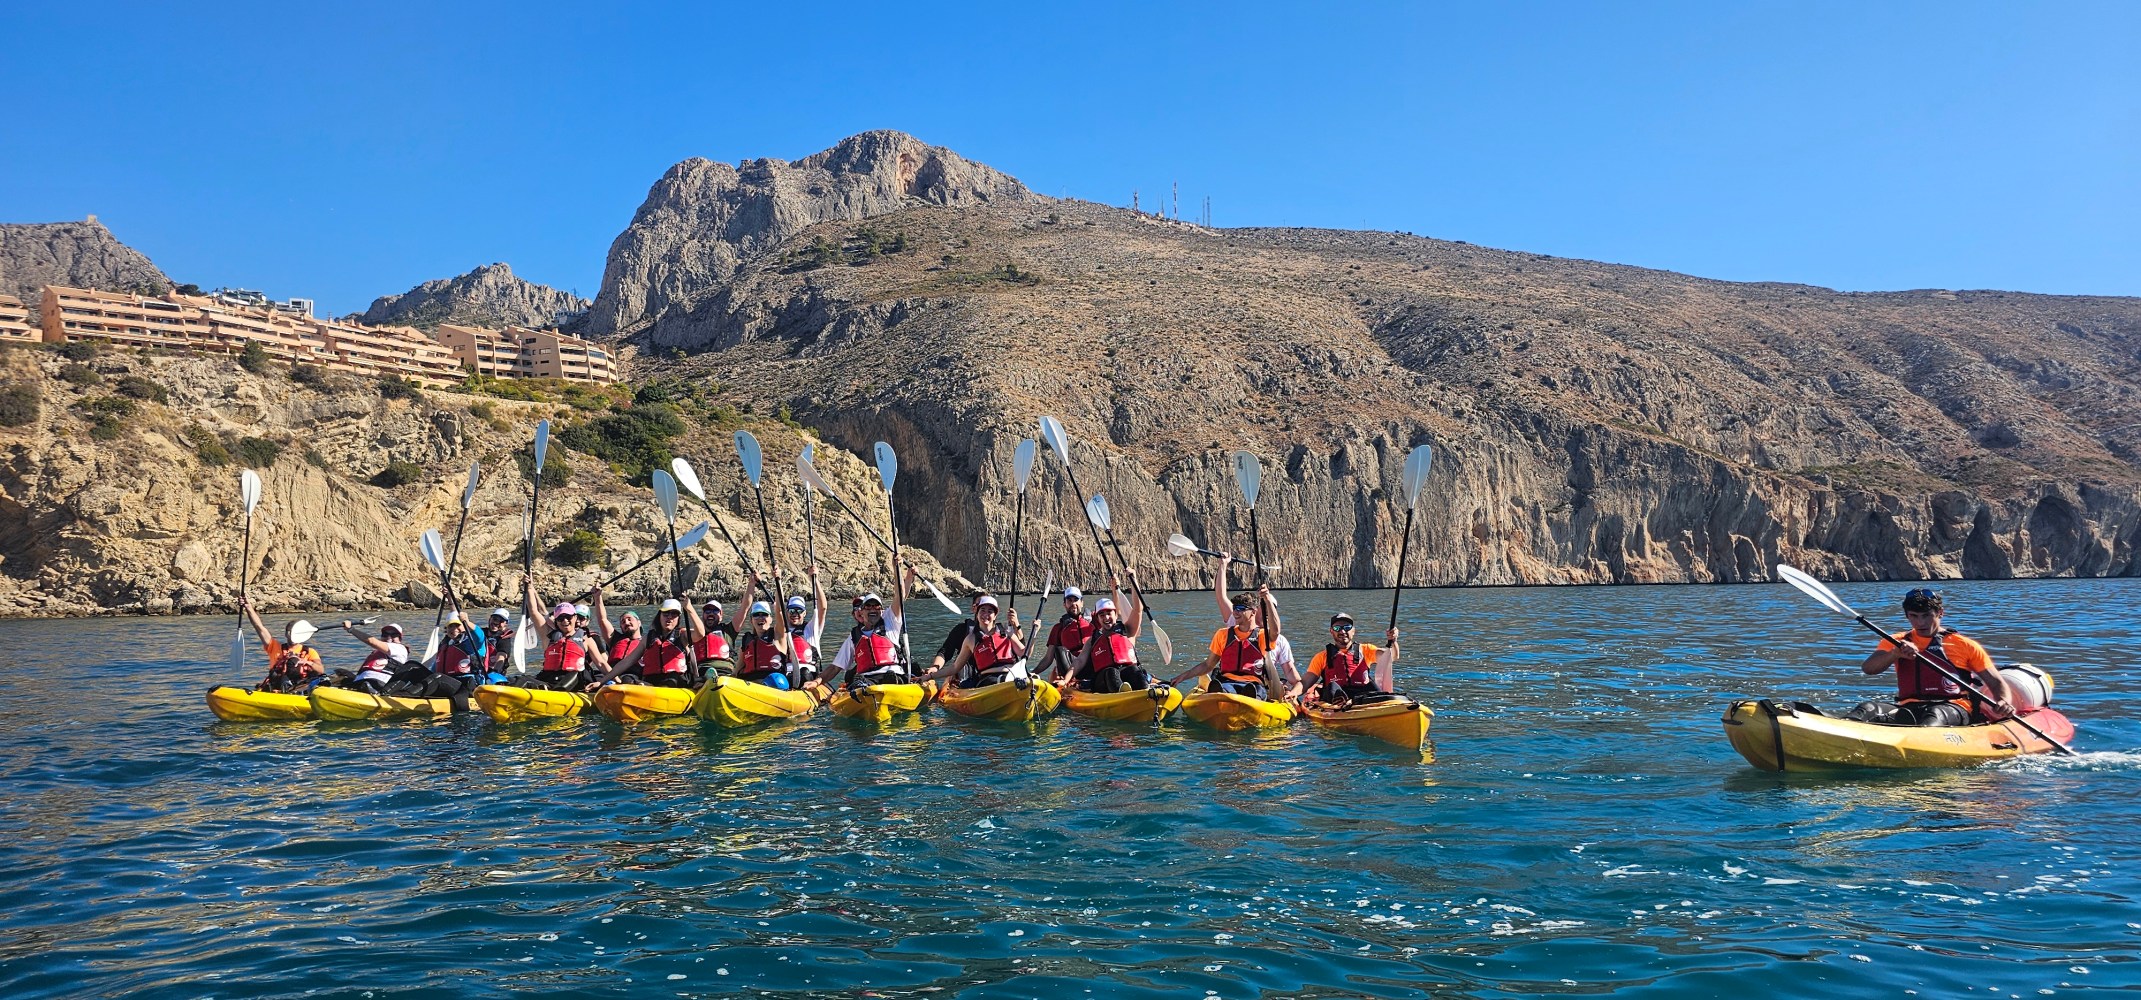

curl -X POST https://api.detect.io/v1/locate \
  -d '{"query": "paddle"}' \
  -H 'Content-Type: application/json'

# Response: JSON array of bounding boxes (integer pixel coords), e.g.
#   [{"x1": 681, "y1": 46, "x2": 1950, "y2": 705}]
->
[
  {"x1": 1026, "y1": 569, "x2": 1056, "y2": 653},
  {"x1": 794, "y1": 450, "x2": 961, "y2": 615},
  {"x1": 511, "y1": 614, "x2": 530, "y2": 674},
  {"x1": 798, "y1": 445, "x2": 819, "y2": 573},
  {"x1": 1008, "y1": 438, "x2": 1037, "y2": 608},
  {"x1": 1084, "y1": 494, "x2": 1174, "y2": 665},
  {"x1": 1038, "y1": 415, "x2": 1117, "y2": 585},
  {"x1": 1231, "y1": 451, "x2": 1269, "y2": 589},
  {"x1": 672, "y1": 456, "x2": 775, "y2": 605},
  {"x1": 735, "y1": 430, "x2": 793, "y2": 619},
  {"x1": 1386, "y1": 444, "x2": 1433, "y2": 632},
  {"x1": 524, "y1": 420, "x2": 551, "y2": 577},
  {"x1": 1166, "y1": 533, "x2": 1280, "y2": 572},
  {"x1": 419, "y1": 528, "x2": 447, "y2": 664},
  {"x1": 872, "y1": 441, "x2": 919, "y2": 670},
  {"x1": 651, "y1": 469, "x2": 683, "y2": 597},
  {"x1": 233, "y1": 469, "x2": 262, "y2": 675},
  {"x1": 1775, "y1": 564, "x2": 2075, "y2": 756},
  {"x1": 433, "y1": 460, "x2": 480, "y2": 633},
  {"x1": 570, "y1": 521, "x2": 711, "y2": 604}
]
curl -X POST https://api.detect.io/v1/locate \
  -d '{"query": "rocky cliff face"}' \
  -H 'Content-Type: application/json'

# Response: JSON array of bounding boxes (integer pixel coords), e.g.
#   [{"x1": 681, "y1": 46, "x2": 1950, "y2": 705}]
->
[
  {"x1": 637, "y1": 198, "x2": 2141, "y2": 590},
  {"x1": 0, "y1": 350, "x2": 964, "y2": 618},
  {"x1": 357, "y1": 262, "x2": 588, "y2": 331},
  {"x1": 0, "y1": 220, "x2": 171, "y2": 316},
  {"x1": 585, "y1": 130, "x2": 1039, "y2": 338}
]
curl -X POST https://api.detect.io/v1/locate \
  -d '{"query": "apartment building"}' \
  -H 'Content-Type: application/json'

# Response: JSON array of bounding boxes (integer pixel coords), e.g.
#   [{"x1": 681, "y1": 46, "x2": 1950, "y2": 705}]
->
[
  {"x1": 433, "y1": 324, "x2": 619, "y2": 383},
  {"x1": 0, "y1": 295, "x2": 36, "y2": 342}
]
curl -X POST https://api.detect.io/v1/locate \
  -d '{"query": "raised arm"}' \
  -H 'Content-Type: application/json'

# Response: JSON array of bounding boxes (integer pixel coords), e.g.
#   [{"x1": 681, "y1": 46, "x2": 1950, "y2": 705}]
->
[
  {"x1": 523, "y1": 577, "x2": 553, "y2": 636},
  {"x1": 1211, "y1": 552, "x2": 1233, "y2": 619},
  {"x1": 1258, "y1": 583, "x2": 1281, "y2": 645},
  {"x1": 591, "y1": 585, "x2": 615, "y2": 640},
  {"x1": 240, "y1": 595, "x2": 275, "y2": 650},
  {"x1": 1116, "y1": 572, "x2": 1143, "y2": 638},
  {"x1": 809, "y1": 563, "x2": 827, "y2": 640},
  {"x1": 1374, "y1": 627, "x2": 1399, "y2": 691}
]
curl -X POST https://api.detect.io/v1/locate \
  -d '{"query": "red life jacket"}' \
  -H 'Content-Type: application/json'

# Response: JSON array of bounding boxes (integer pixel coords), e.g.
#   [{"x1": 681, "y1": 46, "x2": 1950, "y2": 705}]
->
[
  {"x1": 437, "y1": 641, "x2": 473, "y2": 675},
  {"x1": 737, "y1": 632, "x2": 789, "y2": 680},
  {"x1": 1321, "y1": 642, "x2": 1371, "y2": 688},
  {"x1": 542, "y1": 633, "x2": 586, "y2": 673},
  {"x1": 850, "y1": 623, "x2": 901, "y2": 672},
  {"x1": 1214, "y1": 628, "x2": 1267, "y2": 682},
  {"x1": 695, "y1": 631, "x2": 731, "y2": 663},
  {"x1": 788, "y1": 626, "x2": 815, "y2": 666},
  {"x1": 1092, "y1": 625, "x2": 1136, "y2": 669},
  {"x1": 1897, "y1": 631, "x2": 1966, "y2": 701},
  {"x1": 608, "y1": 634, "x2": 642, "y2": 666},
  {"x1": 642, "y1": 631, "x2": 689, "y2": 675},
  {"x1": 971, "y1": 625, "x2": 1017, "y2": 673},
  {"x1": 1049, "y1": 613, "x2": 1092, "y2": 653}
]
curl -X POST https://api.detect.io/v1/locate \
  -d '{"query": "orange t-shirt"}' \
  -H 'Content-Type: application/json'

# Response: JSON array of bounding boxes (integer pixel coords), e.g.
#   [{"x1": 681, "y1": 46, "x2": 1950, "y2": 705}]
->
[
  {"x1": 263, "y1": 639, "x2": 323, "y2": 674},
  {"x1": 1875, "y1": 630, "x2": 1991, "y2": 701},
  {"x1": 1306, "y1": 643, "x2": 1383, "y2": 683}
]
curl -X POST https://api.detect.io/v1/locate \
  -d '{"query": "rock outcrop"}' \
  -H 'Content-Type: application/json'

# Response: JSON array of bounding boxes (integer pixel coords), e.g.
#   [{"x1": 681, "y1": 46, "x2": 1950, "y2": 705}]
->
[
  {"x1": 0, "y1": 350, "x2": 965, "y2": 618},
  {"x1": 637, "y1": 196, "x2": 2141, "y2": 589},
  {"x1": 0, "y1": 219, "x2": 171, "y2": 317},
  {"x1": 357, "y1": 262, "x2": 588, "y2": 331},
  {"x1": 585, "y1": 130, "x2": 1039, "y2": 338}
]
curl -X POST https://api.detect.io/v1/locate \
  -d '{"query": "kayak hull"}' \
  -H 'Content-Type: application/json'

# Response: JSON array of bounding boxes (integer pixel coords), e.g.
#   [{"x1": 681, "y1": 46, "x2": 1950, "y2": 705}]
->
[
  {"x1": 309, "y1": 687, "x2": 454, "y2": 721},
  {"x1": 828, "y1": 681, "x2": 933, "y2": 724},
  {"x1": 694, "y1": 676, "x2": 818, "y2": 727},
  {"x1": 207, "y1": 686, "x2": 315, "y2": 722},
  {"x1": 1065, "y1": 684, "x2": 1183, "y2": 723},
  {"x1": 1180, "y1": 691, "x2": 1296, "y2": 731},
  {"x1": 1723, "y1": 699, "x2": 2076, "y2": 771},
  {"x1": 939, "y1": 679, "x2": 1062, "y2": 722},
  {"x1": 475, "y1": 684, "x2": 591, "y2": 723},
  {"x1": 1305, "y1": 698, "x2": 1433, "y2": 749},
  {"x1": 593, "y1": 683, "x2": 698, "y2": 724}
]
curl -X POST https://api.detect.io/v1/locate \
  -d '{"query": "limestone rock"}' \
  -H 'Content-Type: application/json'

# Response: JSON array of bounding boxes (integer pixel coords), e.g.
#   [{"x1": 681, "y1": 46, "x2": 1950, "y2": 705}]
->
[
  {"x1": 0, "y1": 219, "x2": 172, "y2": 318},
  {"x1": 171, "y1": 541, "x2": 214, "y2": 582},
  {"x1": 357, "y1": 262, "x2": 587, "y2": 331}
]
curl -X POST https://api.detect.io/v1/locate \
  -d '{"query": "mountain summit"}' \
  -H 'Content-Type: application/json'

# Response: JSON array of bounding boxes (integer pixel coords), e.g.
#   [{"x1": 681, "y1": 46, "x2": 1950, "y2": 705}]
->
[
  {"x1": 585, "y1": 130, "x2": 1037, "y2": 337},
  {"x1": 0, "y1": 219, "x2": 171, "y2": 314},
  {"x1": 358, "y1": 262, "x2": 587, "y2": 331}
]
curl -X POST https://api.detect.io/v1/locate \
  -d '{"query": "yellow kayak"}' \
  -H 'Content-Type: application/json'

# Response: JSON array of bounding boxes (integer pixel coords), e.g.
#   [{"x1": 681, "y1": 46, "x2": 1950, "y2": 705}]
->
[
  {"x1": 1724, "y1": 699, "x2": 2077, "y2": 771},
  {"x1": 206, "y1": 685, "x2": 315, "y2": 722},
  {"x1": 1180, "y1": 690, "x2": 1296, "y2": 731},
  {"x1": 937, "y1": 679, "x2": 1062, "y2": 722},
  {"x1": 592, "y1": 683, "x2": 698, "y2": 724},
  {"x1": 1064, "y1": 684, "x2": 1183, "y2": 723},
  {"x1": 310, "y1": 686, "x2": 455, "y2": 721},
  {"x1": 828, "y1": 681, "x2": 934, "y2": 724},
  {"x1": 694, "y1": 675, "x2": 820, "y2": 727},
  {"x1": 1304, "y1": 697, "x2": 1433, "y2": 749},
  {"x1": 474, "y1": 684, "x2": 592, "y2": 724}
]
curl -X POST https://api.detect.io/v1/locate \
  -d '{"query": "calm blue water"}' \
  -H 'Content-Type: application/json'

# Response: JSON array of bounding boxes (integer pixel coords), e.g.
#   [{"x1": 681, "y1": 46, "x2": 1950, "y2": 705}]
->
[{"x1": 2, "y1": 580, "x2": 2137, "y2": 998}]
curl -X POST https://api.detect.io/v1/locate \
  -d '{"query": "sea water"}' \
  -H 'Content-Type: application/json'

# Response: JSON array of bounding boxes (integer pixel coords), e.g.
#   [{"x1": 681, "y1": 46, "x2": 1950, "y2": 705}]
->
[{"x1": 0, "y1": 579, "x2": 2136, "y2": 998}]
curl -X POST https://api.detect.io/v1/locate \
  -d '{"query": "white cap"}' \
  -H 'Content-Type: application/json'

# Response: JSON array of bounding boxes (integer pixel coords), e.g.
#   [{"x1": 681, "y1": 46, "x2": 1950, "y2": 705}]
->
[
  {"x1": 702, "y1": 598, "x2": 723, "y2": 611},
  {"x1": 1093, "y1": 598, "x2": 1116, "y2": 612},
  {"x1": 785, "y1": 595, "x2": 807, "y2": 610},
  {"x1": 859, "y1": 592, "x2": 884, "y2": 606},
  {"x1": 489, "y1": 608, "x2": 511, "y2": 621},
  {"x1": 286, "y1": 620, "x2": 317, "y2": 644},
  {"x1": 1063, "y1": 586, "x2": 1083, "y2": 600},
  {"x1": 749, "y1": 601, "x2": 773, "y2": 616},
  {"x1": 659, "y1": 598, "x2": 683, "y2": 612},
  {"x1": 975, "y1": 593, "x2": 999, "y2": 609}
]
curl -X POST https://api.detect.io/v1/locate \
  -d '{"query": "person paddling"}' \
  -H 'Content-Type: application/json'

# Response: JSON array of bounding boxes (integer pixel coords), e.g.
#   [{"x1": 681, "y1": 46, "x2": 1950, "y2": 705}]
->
[
  {"x1": 596, "y1": 598, "x2": 695, "y2": 687},
  {"x1": 928, "y1": 593, "x2": 985, "y2": 682},
  {"x1": 240, "y1": 596, "x2": 323, "y2": 693},
  {"x1": 1167, "y1": 582, "x2": 1286, "y2": 699},
  {"x1": 734, "y1": 600, "x2": 802, "y2": 690},
  {"x1": 830, "y1": 564, "x2": 915, "y2": 690},
  {"x1": 1041, "y1": 586, "x2": 1094, "y2": 683},
  {"x1": 1848, "y1": 587, "x2": 2017, "y2": 726},
  {"x1": 522, "y1": 578, "x2": 607, "y2": 691},
  {"x1": 1058, "y1": 574, "x2": 1151, "y2": 694},
  {"x1": 1302, "y1": 612, "x2": 1399, "y2": 707},
  {"x1": 335, "y1": 620, "x2": 409, "y2": 695},
  {"x1": 691, "y1": 597, "x2": 735, "y2": 681},
  {"x1": 923, "y1": 593, "x2": 1026, "y2": 689},
  {"x1": 590, "y1": 586, "x2": 644, "y2": 668}
]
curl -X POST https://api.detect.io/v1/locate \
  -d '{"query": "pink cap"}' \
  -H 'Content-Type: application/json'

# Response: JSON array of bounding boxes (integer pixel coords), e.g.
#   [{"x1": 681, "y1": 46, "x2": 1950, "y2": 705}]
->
[{"x1": 551, "y1": 602, "x2": 576, "y2": 617}]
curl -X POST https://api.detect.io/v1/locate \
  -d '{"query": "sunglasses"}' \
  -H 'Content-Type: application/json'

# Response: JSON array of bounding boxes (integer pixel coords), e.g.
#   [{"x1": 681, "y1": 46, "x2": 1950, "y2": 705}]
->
[
  {"x1": 1332, "y1": 623, "x2": 1356, "y2": 631},
  {"x1": 1231, "y1": 604, "x2": 1251, "y2": 612}
]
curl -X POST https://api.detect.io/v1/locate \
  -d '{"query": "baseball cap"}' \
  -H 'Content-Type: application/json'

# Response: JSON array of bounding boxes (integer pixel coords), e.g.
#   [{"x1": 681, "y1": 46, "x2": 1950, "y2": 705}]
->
[
  {"x1": 749, "y1": 601, "x2": 773, "y2": 616},
  {"x1": 785, "y1": 595, "x2": 807, "y2": 610},
  {"x1": 1093, "y1": 597, "x2": 1116, "y2": 612},
  {"x1": 859, "y1": 593, "x2": 884, "y2": 606},
  {"x1": 381, "y1": 623, "x2": 404, "y2": 637},
  {"x1": 702, "y1": 598, "x2": 723, "y2": 612},
  {"x1": 976, "y1": 594, "x2": 999, "y2": 609},
  {"x1": 1330, "y1": 612, "x2": 1355, "y2": 626},
  {"x1": 659, "y1": 598, "x2": 683, "y2": 612},
  {"x1": 551, "y1": 603, "x2": 576, "y2": 618},
  {"x1": 1063, "y1": 586, "x2": 1083, "y2": 600},
  {"x1": 489, "y1": 608, "x2": 511, "y2": 621}
]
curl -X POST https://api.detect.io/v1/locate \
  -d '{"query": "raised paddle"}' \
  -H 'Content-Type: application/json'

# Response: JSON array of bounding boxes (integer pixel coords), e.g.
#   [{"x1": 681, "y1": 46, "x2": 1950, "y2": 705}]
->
[
  {"x1": 651, "y1": 468, "x2": 683, "y2": 597},
  {"x1": 524, "y1": 419, "x2": 551, "y2": 576},
  {"x1": 1025, "y1": 569, "x2": 1056, "y2": 654},
  {"x1": 874, "y1": 441, "x2": 916, "y2": 668},
  {"x1": 1008, "y1": 438, "x2": 1037, "y2": 609},
  {"x1": 795, "y1": 450, "x2": 961, "y2": 615},
  {"x1": 1038, "y1": 415, "x2": 1116, "y2": 585},
  {"x1": 233, "y1": 469, "x2": 263, "y2": 675},
  {"x1": 1166, "y1": 533, "x2": 1279, "y2": 572},
  {"x1": 1775, "y1": 564, "x2": 2075, "y2": 756},
  {"x1": 419, "y1": 528, "x2": 448, "y2": 664},
  {"x1": 1387, "y1": 444, "x2": 1433, "y2": 632},
  {"x1": 1231, "y1": 451, "x2": 1269, "y2": 589},
  {"x1": 433, "y1": 460, "x2": 480, "y2": 633},
  {"x1": 798, "y1": 445, "x2": 819, "y2": 573},
  {"x1": 1085, "y1": 493, "x2": 1174, "y2": 665},
  {"x1": 735, "y1": 430, "x2": 793, "y2": 619},
  {"x1": 570, "y1": 521, "x2": 711, "y2": 604},
  {"x1": 671, "y1": 456, "x2": 774, "y2": 605}
]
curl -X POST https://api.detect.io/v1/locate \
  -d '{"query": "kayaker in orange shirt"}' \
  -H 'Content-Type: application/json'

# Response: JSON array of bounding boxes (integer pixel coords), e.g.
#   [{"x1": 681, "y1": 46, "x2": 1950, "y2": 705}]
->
[
  {"x1": 1302, "y1": 612, "x2": 1400, "y2": 706},
  {"x1": 1849, "y1": 587, "x2": 2016, "y2": 726},
  {"x1": 240, "y1": 596, "x2": 323, "y2": 693}
]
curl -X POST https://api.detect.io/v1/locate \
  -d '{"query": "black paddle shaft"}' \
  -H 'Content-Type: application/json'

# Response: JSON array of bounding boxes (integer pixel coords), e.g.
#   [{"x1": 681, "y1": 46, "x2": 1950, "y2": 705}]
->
[
  {"x1": 1099, "y1": 525, "x2": 1157, "y2": 623},
  {"x1": 1053, "y1": 456, "x2": 1116, "y2": 583},
  {"x1": 1007, "y1": 487, "x2": 1026, "y2": 607},
  {"x1": 573, "y1": 546, "x2": 674, "y2": 604},
  {"x1": 1387, "y1": 504, "x2": 1417, "y2": 634},
  {"x1": 749, "y1": 484, "x2": 791, "y2": 620},
  {"x1": 434, "y1": 502, "x2": 474, "y2": 630},
  {"x1": 696, "y1": 498, "x2": 775, "y2": 605},
  {"x1": 1848, "y1": 614, "x2": 2074, "y2": 756}
]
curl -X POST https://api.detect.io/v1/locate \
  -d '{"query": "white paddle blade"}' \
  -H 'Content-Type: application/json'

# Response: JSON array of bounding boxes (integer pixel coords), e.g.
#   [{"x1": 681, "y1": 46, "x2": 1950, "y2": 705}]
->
[
  {"x1": 1013, "y1": 439, "x2": 1037, "y2": 492},
  {"x1": 925, "y1": 579, "x2": 961, "y2": 616},
  {"x1": 1401, "y1": 444, "x2": 1434, "y2": 508},
  {"x1": 674, "y1": 520, "x2": 712, "y2": 552},
  {"x1": 421, "y1": 627, "x2": 442, "y2": 665},
  {"x1": 460, "y1": 460, "x2": 481, "y2": 509},
  {"x1": 735, "y1": 430, "x2": 764, "y2": 487},
  {"x1": 239, "y1": 469, "x2": 263, "y2": 513},
  {"x1": 1038, "y1": 415, "x2": 1069, "y2": 463},
  {"x1": 533, "y1": 420, "x2": 552, "y2": 472},
  {"x1": 671, "y1": 456, "x2": 707, "y2": 502},
  {"x1": 420, "y1": 529, "x2": 446, "y2": 573},
  {"x1": 873, "y1": 442, "x2": 898, "y2": 493},
  {"x1": 651, "y1": 469, "x2": 680, "y2": 525},
  {"x1": 1777, "y1": 564, "x2": 1858, "y2": 617},
  {"x1": 797, "y1": 445, "x2": 816, "y2": 492},
  {"x1": 512, "y1": 616, "x2": 529, "y2": 672},
  {"x1": 1085, "y1": 494, "x2": 1112, "y2": 531},
  {"x1": 1166, "y1": 533, "x2": 1199, "y2": 558},
  {"x1": 1151, "y1": 620, "x2": 1174, "y2": 666},
  {"x1": 1232, "y1": 451, "x2": 1263, "y2": 507},
  {"x1": 231, "y1": 629, "x2": 246, "y2": 674}
]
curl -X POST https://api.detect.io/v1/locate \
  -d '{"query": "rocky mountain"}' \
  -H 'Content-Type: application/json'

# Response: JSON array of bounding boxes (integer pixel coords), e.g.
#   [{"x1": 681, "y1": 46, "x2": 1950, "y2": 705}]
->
[
  {"x1": 358, "y1": 262, "x2": 587, "y2": 331},
  {"x1": 0, "y1": 219, "x2": 171, "y2": 316},
  {"x1": 585, "y1": 130, "x2": 1039, "y2": 338},
  {"x1": 0, "y1": 349, "x2": 964, "y2": 618},
  {"x1": 633, "y1": 195, "x2": 2141, "y2": 590}
]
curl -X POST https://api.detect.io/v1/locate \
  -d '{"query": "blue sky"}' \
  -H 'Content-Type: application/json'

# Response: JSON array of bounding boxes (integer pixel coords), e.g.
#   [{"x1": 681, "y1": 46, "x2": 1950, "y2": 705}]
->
[{"x1": 4, "y1": 2, "x2": 2136, "y2": 316}]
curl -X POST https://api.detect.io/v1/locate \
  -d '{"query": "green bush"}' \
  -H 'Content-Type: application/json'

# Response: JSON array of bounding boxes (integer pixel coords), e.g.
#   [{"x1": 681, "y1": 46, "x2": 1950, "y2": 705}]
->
[
  {"x1": 190, "y1": 426, "x2": 231, "y2": 466},
  {"x1": 515, "y1": 448, "x2": 570, "y2": 487},
  {"x1": 82, "y1": 396, "x2": 136, "y2": 418},
  {"x1": 57, "y1": 364, "x2": 101, "y2": 387},
  {"x1": 468, "y1": 400, "x2": 496, "y2": 419},
  {"x1": 372, "y1": 459, "x2": 423, "y2": 487},
  {"x1": 556, "y1": 404, "x2": 683, "y2": 481},
  {"x1": 378, "y1": 375, "x2": 420, "y2": 400},
  {"x1": 89, "y1": 416, "x2": 125, "y2": 440},
  {"x1": 465, "y1": 373, "x2": 545, "y2": 402},
  {"x1": 234, "y1": 436, "x2": 281, "y2": 467},
  {"x1": 552, "y1": 528, "x2": 605, "y2": 567},
  {"x1": 56, "y1": 340, "x2": 98, "y2": 362},
  {"x1": 303, "y1": 448, "x2": 328, "y2": 469},
  {"x1": 0, "y1": 382, "x2": 40, "y2": 427},
  {"x1": 237, "y1": 341, "x2": 270, "y2": 373},
  {"x1": 289, "y1": 364, "x2": 327, "y2": 387},
  {"x1": 114, "y1": 374, "x2": 167, "y2": 403}
]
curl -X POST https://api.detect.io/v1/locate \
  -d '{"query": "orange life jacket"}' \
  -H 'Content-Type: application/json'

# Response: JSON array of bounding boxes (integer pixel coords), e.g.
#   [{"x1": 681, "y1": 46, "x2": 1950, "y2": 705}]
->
[{"x1": 269, "y1": 643, "x2": 321, "y2": 678}]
